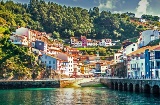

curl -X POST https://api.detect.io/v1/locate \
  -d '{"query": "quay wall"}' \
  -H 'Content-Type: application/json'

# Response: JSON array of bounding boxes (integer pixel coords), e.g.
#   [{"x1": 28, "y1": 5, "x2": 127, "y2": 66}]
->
[
  {"x1": 0, "y1": 80, "x2": 60, "y2": 89},
  {"x1": 100, "y1": 78, "x2": 160, "y2": 94},
  {"x1": 0, "y1": 79, "x2": 80, "y2": 89}
]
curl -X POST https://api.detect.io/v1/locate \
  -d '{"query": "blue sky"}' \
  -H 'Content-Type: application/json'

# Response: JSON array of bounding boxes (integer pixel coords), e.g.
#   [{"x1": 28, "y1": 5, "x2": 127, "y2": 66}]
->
[{"x1": 11, "y1": 0, "x2": 160, "y2": 17}]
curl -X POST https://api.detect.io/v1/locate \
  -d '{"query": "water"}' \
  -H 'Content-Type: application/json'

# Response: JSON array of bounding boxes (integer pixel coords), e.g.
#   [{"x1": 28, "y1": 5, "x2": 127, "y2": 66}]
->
[{"x1": 0, "y1": 87, "x2": 160, "y2": 105}]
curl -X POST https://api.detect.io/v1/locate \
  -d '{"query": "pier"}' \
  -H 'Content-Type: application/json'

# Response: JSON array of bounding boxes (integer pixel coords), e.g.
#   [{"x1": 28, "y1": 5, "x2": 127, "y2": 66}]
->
[{"x1": 100, "y1": 78, "x2": 160, "y2": 94}]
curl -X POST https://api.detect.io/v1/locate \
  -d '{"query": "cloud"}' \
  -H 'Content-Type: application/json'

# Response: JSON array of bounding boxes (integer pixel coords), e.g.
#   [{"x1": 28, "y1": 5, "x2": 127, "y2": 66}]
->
[
  {"x1": 136, "y1": 0, "x2": 149, "y2": 18},
  {"x1": 98, "y1": 0, "x2": 118, "y2": 10}
]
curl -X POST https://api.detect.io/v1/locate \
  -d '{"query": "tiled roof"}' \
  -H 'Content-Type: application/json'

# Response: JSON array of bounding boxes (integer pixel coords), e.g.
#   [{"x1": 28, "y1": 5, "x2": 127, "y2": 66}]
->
[{"x1": 127, "y1": 45, "x2": 160, "y2": 56}]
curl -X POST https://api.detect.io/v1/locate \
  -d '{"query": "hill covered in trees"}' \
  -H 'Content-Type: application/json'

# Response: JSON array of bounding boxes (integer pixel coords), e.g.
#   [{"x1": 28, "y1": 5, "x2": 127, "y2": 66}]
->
[
  {"x1": 0, "y1": 27, "x2": 44, "y2": 79},
  {"x1": 1, "y1": 0, "x2": 160, "y2": 41}
]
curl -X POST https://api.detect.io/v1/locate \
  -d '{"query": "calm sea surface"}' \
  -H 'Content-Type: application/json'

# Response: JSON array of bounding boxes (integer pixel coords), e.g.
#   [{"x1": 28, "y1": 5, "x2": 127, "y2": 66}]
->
[{"x1": 0, "y1": 87, "x2": 160, "y2": 105}]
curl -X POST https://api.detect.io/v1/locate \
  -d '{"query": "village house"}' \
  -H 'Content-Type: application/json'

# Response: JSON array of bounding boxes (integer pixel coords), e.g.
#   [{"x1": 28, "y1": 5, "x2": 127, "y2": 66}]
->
[
  {"x1": 40, "y1": 54, "x2": 57, "y2": 70},
  {"x1": 33, "y1": 40, "x2": 48, "y2": 53},
  {"x1": 9, "y1": 34, "x2": 29, "y2": 46},
  {"x1": 87, "y1": 39, "x2": 98, "y2": 46},
  {"x1": 99, "y1": 39, "x2": 112, "y2": 47},
  {"x1": 114, "y1": 52, "x2": 123, "y2": 64},
  {"x1": 138, "y1": 30, "x2": 159, "y2": 48},
  {"x1": 123, "y1": 43, "x2": 138, "y2": 60},
  {"x1": 56, "y1": 52, "x2": 74, "y2": 76},
  {"x1": 127, "y1": 45, "x2": 160, "y2": 79}
]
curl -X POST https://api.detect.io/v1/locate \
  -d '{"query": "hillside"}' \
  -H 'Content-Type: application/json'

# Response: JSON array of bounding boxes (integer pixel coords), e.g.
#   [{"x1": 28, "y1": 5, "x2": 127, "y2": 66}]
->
[
  {"x1": 0, "y1": 28, "x2": 44, "y2": 79},
  {"x1": 1, "y1": 0, "x2": 160, "y2": 41}
]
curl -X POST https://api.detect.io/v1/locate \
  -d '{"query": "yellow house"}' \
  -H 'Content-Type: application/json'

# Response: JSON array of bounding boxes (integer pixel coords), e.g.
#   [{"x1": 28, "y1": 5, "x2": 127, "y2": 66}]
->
[{"x1": 80, "y1": 65, "x2": 89, "y2": 74}]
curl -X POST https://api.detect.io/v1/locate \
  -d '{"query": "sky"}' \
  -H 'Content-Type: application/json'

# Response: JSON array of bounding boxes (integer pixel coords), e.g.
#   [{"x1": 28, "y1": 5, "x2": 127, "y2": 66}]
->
[{"x1": 11, "y1": 0, "x2": 160, "y2": 17}]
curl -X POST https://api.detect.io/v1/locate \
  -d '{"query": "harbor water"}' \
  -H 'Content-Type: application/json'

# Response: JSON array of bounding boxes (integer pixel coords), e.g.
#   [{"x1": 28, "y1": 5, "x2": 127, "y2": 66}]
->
[{"x1": 0, "y1": 87, "x2": 160, "y2": 105}]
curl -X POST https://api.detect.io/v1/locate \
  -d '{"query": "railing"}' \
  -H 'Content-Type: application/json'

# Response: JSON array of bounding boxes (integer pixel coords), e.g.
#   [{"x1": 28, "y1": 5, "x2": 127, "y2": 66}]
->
[
  {"x1": 100, "y1": 76, "x2": 160, "y2": 80},
  {"x1": 152, "y1": 66, "x2": 160, "y2": 69}
]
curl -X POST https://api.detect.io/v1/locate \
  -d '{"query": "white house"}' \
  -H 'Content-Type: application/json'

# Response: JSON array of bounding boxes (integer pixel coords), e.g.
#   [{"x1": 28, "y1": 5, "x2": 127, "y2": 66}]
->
[
  {"x1": 9, "y1": 35, "x2": 28, "y2": 46},
  {"x1": 114, "y1": 52, "x2": 123, "y2": 63},
  {"x1": 123, "y1": 43, "x2": 138, "y2": 60},
  {"x1": 56, "y1": 53, "x2": 74, "y2": 76},
  {"x1": 99, "y1": 39, "x2": 106, "y2": 46},
  {"x1": 139, "y1": 30, "x2": 159, "y2": 48},
  {"x1": 127, "y1": 45, "x2": 160, "y2": 78},
  {"x1": 87, "y1": 39, "x2": 98, "y2": 46}
]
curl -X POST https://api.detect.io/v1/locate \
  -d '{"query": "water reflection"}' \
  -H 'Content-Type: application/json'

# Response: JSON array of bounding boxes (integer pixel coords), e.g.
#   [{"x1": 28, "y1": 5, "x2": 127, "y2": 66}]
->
[{"x1": 0, "y1": 87, "x2": 160, "y2": 105}]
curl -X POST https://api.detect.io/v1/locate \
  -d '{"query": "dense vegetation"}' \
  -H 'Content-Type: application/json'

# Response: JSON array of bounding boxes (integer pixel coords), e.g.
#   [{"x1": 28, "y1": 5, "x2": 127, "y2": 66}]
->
[
  {"x1": 147, "y1": 39, "x2": 160, "y2": 46},
  {"x1": 0, "y1": 27, "x2": 44, "y2": 79},
  {"x1": 1, "y1": 0, "x2": 159, "y2": 41}
]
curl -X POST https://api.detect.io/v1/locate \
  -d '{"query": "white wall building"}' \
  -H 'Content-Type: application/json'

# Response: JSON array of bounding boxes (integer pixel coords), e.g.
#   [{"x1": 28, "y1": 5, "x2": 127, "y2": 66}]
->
[
  {"x1": 114, "y1": 52, "x2": 122, "y2": 63},
  {"x1": 123, "y1": 43, "x2": 138, "y2": 60},
  {"x1": 139, "y1": 30, "x2": 159, "y2": 47},
  {"x1": 9, "y1": 35, "x2": 28, "y2": 46},
  {"x1": 56, "y1": 53, "x2": 74, "y2": 76}
]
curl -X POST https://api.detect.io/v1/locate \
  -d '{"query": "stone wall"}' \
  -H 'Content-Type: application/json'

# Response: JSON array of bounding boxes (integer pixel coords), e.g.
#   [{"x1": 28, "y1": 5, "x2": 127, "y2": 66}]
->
[
  {"x1": 0, "y1": 80, "x2": 60, "y2": 89},
  {"x1": 100, "y1": 78, "x2": 160, "y2": 94}
]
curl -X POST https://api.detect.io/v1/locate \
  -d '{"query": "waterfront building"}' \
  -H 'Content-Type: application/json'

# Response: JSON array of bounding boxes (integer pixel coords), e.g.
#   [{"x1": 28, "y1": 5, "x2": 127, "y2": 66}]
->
[
  {"x1": 149, "y1": 46, "x2": 160, "y2": 78},
  {"x1": 127, "y1": 45, "x2": 160, "y2": 78},
  {"x1": 56, "y1": 53, "x2": 74, "y2": 76}
]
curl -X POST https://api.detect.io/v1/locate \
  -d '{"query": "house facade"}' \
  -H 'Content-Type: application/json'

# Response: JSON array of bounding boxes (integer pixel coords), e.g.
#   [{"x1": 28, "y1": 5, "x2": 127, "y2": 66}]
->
[
  {"x1": 81, "y1": 36, "x2": 87, "y2": 47},
  {"x1": 40, "y1": 54, "x2": 57, "y2": 70},
  {"x1": 35, "y1": 40, "x2": 47, "y2": 52},
  {"x1": 114, "y1": 52, "x2": 123, "y2": 63},
  {"x1": 127, "y1": 45, "x2": 160, "y2": 79},
  {"x1": 123, "y1": 43, "x2": 138, "y2": 60},
  {"x1": 56, "y1": 53, "x2": 74, "y2": 76},
  {"x1": 139, "y1": 30, "x2": 159, "y2": 48},
  {"x1": 9, "y1": 35, "x2": 28, "y2": 46}
]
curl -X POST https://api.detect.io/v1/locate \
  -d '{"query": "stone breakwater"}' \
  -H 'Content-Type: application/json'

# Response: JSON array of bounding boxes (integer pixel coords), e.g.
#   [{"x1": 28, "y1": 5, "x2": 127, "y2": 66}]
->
[{"x1": 0, "y1": 80, "x2": 60, "y2": 89}]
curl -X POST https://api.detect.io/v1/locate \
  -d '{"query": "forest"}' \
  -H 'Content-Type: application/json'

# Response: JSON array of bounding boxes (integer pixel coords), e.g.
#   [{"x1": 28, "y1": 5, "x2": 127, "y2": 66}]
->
[{"x1": 1, "y1": 0, "x2": 160, "y2": 41}]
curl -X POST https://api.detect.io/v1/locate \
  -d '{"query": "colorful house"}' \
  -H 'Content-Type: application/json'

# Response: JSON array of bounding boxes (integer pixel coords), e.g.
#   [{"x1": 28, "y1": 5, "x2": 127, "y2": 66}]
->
[
  {"x1": 81, "y1": 35, "x2": 87, "y2": 47},
  {"x1": 127, "y1": 45, "x2": 160, "y2": 78},
  {"x1": 40, "y1": 54, "x2": 57, "y2": 70},
  {"x1": 35, "y1": 40, "x2": 48, "y2": 52}
]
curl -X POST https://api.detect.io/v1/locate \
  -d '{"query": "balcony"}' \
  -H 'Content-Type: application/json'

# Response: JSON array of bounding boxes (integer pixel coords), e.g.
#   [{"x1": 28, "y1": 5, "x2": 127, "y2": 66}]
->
[{"x1": 131, "y1": 68, "x2": 140, "y2": 71}]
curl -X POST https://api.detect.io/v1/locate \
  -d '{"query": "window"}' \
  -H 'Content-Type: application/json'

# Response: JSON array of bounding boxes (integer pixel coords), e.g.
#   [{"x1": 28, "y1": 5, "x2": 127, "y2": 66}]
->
[
  {"x1": 133, "y1": 44, "x2": 135, "y2": 46},
  {"x1": 53, "y1": 61, "x2": 55, "y2": 64},
  {"x1": 132, "y1": 48, "x2": 134, "y2": 51},
  {"x1": 45, "y1": 61, "x2": 46, "y2": 64},
  {"x1": 45, "y1": 55, "x2": 47, "y2": 59},
  {"x1": 49, "y1": 61, "x2": 51, "y2": 64}
]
